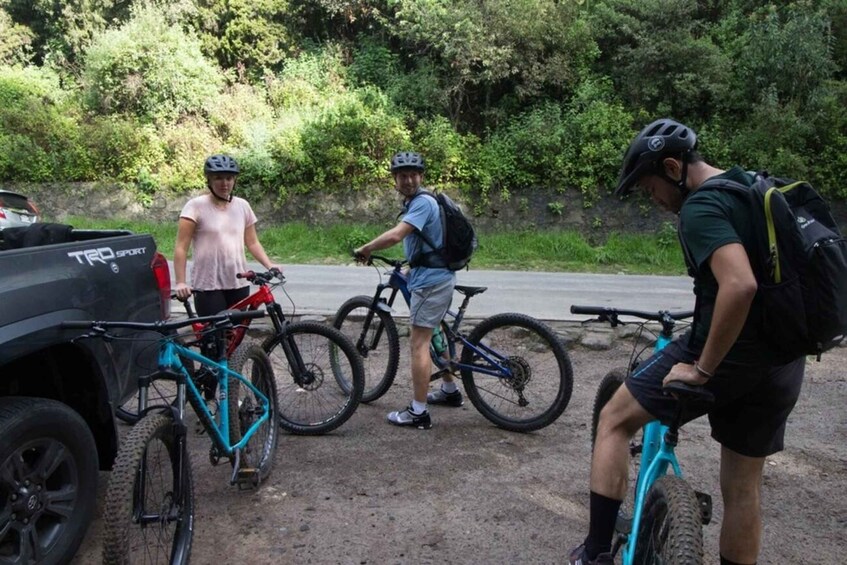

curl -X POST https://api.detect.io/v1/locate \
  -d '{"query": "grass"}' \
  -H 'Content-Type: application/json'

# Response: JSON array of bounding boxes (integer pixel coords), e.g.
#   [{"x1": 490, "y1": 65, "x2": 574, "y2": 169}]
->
[{"x1": 64, "y1": 217, "x2": 687, "y2": 275}]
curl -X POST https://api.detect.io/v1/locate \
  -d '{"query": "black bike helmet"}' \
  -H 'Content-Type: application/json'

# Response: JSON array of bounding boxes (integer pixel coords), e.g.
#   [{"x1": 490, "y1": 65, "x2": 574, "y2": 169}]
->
[
  {"x1": 390, "y1": 151, "x2": 425, "y2": 173},
  {"x1": 204, "y1": 154, "x2": 240, "y2": 175},
  {"x1": 615, "y1": 118, "x2": 697, "y2": 196}
]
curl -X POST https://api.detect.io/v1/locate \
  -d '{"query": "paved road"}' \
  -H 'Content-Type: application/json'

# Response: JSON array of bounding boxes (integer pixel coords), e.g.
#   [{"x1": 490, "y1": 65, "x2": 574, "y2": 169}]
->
[{"x1": 176, "y1": 261, "x2": 694, "y2": 321}]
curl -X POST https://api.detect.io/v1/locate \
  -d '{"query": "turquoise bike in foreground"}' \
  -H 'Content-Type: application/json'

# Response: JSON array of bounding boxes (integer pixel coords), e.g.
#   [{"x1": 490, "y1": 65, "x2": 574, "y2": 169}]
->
[
  {"x1": 571, "y1": 305, "x2": 714, "y2": 564},
  {"x1": 63, "y1": 309, "x2": 278, "y2": 564}
]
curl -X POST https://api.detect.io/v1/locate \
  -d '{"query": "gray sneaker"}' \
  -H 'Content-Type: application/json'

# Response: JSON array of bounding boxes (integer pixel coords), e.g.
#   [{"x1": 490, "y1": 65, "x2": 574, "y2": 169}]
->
[
  {"x1": 427, "y1": 387, "x2": 464, "y2": 407},
  {"x1": 387, "y1": 405, "x2": 432, "y2": 429}
]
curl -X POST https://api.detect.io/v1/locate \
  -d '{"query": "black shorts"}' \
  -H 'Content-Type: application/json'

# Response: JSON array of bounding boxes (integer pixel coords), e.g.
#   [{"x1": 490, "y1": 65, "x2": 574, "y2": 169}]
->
[
  {"x1": 193, "y1": 287, "x2": 250, "y2": 317},
  {"x1": 624, "y1": 336, "x2": 806, "y2": 457}
]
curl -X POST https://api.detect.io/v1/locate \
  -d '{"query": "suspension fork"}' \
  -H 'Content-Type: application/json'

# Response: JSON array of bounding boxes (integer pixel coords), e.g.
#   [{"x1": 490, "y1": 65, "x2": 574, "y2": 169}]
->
[{"x1": 358, "y1": 284, "x2": 399, "y2": 352}]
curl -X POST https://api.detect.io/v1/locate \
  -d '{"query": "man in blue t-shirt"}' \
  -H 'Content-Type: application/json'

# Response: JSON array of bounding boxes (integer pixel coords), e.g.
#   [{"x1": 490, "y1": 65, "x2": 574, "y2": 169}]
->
[{"x1": 354, "y1": 151, "x2": 459, "y2": 429}]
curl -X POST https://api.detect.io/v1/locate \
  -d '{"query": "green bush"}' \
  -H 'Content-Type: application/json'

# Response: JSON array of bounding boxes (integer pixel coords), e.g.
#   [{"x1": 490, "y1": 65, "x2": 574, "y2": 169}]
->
[
  {"x1": 274, "y1": 86, "x2": 410, "y2": 194},
  {"x1": 267, "y1": 44, "x2": 348, "y2": 112},
  {"x1": 81, "y1": 116, "x2": 164, "y2": 182},
  {"x1": 0, "y1": 65, "x2": 92, "y2": 181},
  {"x1": 82, "y1": 3, "x2": 223, "y2": 122},
  {"x1": 558, "y1": 79, "x2": 634, "y2": 206},
  {"x1": 156, "y1": 117, "x2": 222, "y2": 192},
  {"x1": 414, "y1": 116, "x2": 486, "y2": 194}
]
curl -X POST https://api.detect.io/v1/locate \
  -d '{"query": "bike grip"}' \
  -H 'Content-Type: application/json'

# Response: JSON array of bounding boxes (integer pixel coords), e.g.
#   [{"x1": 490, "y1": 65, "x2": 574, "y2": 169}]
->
[
  {"x1": 61, "y1": 321, "x2": 96, "y2": 329},
  {"x1": 236, "y1": 271, "x2": 255, "y2": 279},
  {"x1": 570, "y1": 305, "x2": 607, "y2": 315}
]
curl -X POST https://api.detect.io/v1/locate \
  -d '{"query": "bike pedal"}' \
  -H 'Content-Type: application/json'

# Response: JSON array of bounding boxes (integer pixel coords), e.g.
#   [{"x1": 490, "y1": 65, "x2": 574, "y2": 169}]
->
[
  {"x1": 429, "y1": 368, "x2": 452, "y2": 382},
  {"x1": 233, "y1": 467, "x2": 260, "y2": 490},
  {"x1": 695, "y1": 490, "x2": 713, "y2": 525}
]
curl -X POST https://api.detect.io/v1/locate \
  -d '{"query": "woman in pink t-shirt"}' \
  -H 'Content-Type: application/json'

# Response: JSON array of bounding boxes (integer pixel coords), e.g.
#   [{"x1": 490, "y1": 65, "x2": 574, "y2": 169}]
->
[{"x1": 173, "y1": 154, "x2": 282, "y2": 316}]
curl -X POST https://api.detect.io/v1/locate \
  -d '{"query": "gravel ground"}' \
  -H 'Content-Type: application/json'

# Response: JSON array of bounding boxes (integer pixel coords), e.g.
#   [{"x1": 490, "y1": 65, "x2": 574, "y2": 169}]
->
[{"x1": 72, "y1": 329, "x2": 847, "y2": 564}]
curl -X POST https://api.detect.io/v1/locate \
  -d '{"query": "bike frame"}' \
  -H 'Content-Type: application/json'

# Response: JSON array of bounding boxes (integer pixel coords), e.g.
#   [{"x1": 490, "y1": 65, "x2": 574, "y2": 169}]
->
[
  {"x1": 365, "y1": 258, "x2": 516, "y2": 380},
  {"x1": 621, "y1": 329, "x2": 680, "y2": 565},
  {"x1": 142, "y1": 339, "x2": 271, "y2": 457}
]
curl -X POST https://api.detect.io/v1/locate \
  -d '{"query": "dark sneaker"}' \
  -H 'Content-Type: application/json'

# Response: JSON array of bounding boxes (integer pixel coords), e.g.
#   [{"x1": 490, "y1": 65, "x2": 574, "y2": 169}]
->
[
  {"x1": 567, "y1": 544, "x2": 614, "y2": 565},
  {"x1": 427, "y1": 387, "x2": 464, "y2": 407},
  {"x1": 387, "y1": 405, "x2": 432, "y2": 429}
]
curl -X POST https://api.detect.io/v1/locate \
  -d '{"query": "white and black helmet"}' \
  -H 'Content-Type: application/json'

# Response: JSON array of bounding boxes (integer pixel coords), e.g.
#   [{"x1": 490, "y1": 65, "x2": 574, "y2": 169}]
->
[{"x1": 390, "y1": 151, "x2": 425, "y2": 173}]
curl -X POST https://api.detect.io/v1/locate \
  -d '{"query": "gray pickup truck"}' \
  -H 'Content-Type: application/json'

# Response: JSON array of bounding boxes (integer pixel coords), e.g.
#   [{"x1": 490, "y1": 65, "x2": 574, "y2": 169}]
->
[{"x1": 0, "y1": 223, "x2": 170, "y2": 564}]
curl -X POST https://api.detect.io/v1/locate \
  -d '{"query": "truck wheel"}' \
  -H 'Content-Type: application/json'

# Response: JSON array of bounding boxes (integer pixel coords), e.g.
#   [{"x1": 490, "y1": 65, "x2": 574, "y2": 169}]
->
[{"x1": 0, "y1": 397, "x2": 98, "y2": 565}]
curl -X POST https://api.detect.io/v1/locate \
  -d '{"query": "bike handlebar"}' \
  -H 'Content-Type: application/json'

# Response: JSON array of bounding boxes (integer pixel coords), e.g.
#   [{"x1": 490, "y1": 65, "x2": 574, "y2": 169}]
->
[
  {"x1": 570, "y1": 305, "x2": 695, "y2": 322},
  {"x1": 62, "y1": 309, "x2": 265, "y2": 333},
  {"x1": 362, "y1": 253, "x2": 406, "y2": 269},
  {"x1": 236, "y1": 268, "x2": 284, "y2": 286}
]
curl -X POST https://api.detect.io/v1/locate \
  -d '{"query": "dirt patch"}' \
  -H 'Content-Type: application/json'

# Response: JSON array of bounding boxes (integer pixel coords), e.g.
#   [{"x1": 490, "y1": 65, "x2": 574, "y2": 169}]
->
[{"x1": 72, "y1": 336, "x2": 846, "y2": 564}]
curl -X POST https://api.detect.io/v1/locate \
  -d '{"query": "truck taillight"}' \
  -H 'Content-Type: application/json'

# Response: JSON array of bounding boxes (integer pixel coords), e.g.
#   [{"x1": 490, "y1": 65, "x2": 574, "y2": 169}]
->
[{"x1": 151, "y1": 252, "x2": 172, "y2": 319}]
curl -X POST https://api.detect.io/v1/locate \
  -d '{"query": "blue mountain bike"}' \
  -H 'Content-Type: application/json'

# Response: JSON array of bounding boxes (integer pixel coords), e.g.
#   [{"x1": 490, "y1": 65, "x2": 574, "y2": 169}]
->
[
  {"x1": 63, "y1": 309, "x2": 278, "y2": 564},
  {"x1": 334, "y1": 254, "x2": 573, "y2": 432},
  {"x1": 571, "y1": 305, "x2": 714, "y2": 564}
]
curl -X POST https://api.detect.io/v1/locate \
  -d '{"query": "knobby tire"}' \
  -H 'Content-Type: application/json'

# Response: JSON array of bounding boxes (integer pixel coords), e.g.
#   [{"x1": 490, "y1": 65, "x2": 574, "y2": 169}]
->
[
  {"x1": 102, "y1": 412, "x2": 194, "y2": 565},
  {"x1": 264, "y1": 321, "x2": 364, "y2": 434},
  {"x1": 460, "y1": 313, "x2": 573, "y2": 432},
  {"x1": 333, "y1": 295, "x2": 399, "y2": 403}
]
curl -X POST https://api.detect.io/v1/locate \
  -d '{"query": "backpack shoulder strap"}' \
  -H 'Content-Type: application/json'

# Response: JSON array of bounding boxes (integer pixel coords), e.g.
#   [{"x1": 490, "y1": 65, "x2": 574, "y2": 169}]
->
[{"x1": 404, "y1": 190, "x2": 442, "y2": 252}]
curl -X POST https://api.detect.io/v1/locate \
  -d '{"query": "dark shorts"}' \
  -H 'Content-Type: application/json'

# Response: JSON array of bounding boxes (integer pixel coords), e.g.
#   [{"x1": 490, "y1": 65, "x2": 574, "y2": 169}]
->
[
  {"x1": 193, "y1": 287, "x2": 250, "y2": 317},
  {"x1": 625, "y1": 336, "x2": 806, "y2": 457}
]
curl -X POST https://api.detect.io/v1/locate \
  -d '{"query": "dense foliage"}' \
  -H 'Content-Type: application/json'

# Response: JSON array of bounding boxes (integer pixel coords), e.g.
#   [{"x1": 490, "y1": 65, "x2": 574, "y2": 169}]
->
[{"x1": 0, "y1": 0, "x2": 845, "y2": 206}]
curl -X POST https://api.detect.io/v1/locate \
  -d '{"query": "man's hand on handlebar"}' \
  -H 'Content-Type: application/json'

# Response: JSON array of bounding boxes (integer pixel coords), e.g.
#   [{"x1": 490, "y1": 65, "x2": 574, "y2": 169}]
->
[{"x1": 353, "y1": 246, "x2": 371, "y2": 264}]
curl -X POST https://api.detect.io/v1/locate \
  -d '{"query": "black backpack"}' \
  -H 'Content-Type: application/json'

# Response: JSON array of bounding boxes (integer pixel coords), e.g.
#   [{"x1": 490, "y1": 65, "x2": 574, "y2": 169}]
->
[
  {"x1": 696, "y1": 172, "x2": 847, "y2": 359},
  {"x1": 407, "y1": 190, "x2": 478, "y2": 271}
]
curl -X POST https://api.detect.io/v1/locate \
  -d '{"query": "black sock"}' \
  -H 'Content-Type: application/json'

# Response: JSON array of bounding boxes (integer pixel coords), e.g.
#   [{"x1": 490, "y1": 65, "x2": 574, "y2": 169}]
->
[
  {"x1": 720, "y1": 556, "x2": 755, "y2": 565},
  {"x1": 584, "y1": 491, "x2": 622, "y2": 558}
]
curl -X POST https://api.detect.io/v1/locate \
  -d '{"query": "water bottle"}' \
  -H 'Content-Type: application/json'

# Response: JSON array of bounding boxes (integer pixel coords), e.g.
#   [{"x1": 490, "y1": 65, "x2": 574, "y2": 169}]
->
[{"x1": 431, "y1": 325, "x2": 446, "y2": 354}]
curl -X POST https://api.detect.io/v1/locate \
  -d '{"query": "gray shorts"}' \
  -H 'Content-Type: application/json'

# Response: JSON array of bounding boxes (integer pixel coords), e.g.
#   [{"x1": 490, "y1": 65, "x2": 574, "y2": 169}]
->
[{"x1": 409, "y1": 278, "x2": 455, "y2": 328}]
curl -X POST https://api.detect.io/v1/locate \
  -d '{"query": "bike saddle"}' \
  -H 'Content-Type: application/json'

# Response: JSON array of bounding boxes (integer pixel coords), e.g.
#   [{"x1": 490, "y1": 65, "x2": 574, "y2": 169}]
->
[
  {"x1": 454, "y1": 285, "x2": 487, "y2": 297},
  {"x1": 663, "y1": 380, "x2": 715, "y2": 404}
]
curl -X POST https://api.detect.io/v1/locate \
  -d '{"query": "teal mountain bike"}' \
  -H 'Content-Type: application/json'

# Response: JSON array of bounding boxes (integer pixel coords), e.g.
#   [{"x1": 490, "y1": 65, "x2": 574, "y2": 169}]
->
[
  {"x1": 63, "y1": 309, "x2": 278, "y2": 564},
  {"x1": 571, "y1": 305, "x2": 714, "y2": 564}
]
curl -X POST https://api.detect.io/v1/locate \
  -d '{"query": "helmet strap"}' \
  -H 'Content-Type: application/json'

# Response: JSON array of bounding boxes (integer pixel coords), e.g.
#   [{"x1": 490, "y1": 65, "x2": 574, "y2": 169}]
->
[
  {"x1": 208, "y1": 182, "x2": 234, "y2": 203},
  {"x1": 657, "y1": 151, "x2": 691, "y2": 195}
]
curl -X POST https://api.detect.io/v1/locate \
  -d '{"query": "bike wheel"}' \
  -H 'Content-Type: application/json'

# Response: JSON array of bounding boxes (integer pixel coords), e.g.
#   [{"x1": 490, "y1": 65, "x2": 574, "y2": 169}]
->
[
  {"x1": 460, "y1": 313, "x2": 573, "y2": 432},
  {"x1": 333, "y1": 295, "x2": 400, "y2": 403},
  {"x1": 102, "y1": 412, "x2": 194, "y2": 565},
  {"x1": 633, "y1": 475, "x2": 704, "y2": 564},
  {"x1": 264, "y1": 321, "x2": 364, "y2": 434},
  {"x1": 228, "y1": 340, "x2": 279, "y2": 483}
]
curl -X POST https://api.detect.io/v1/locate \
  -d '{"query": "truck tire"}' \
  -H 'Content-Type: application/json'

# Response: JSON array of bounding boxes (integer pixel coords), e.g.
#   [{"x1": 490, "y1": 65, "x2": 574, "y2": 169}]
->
[{"x1": 0, "y1": 397, "x2": 98, "y2": 564}]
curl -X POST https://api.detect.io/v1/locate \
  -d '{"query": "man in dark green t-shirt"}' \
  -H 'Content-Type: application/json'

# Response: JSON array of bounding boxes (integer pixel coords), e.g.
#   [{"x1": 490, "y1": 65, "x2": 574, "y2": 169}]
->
[{"x1": 568, "y1": 119, "x2": 805, "y2": 565}]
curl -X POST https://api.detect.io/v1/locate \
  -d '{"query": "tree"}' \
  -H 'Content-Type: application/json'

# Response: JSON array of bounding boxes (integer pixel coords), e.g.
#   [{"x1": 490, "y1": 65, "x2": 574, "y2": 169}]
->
[
  {"x1": 83, "y1": 3, "x2": 223, "y2": 122},
  {"x1": 388, "y1": 0, "x2": 597, "y2": 129}
]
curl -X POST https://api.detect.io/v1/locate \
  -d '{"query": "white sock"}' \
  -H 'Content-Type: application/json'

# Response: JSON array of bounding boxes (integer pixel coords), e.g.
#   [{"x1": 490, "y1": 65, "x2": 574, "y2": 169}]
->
[
  {"x1": 442, "y1": 381, "x2": 458, "y2": 394},
  {"x1": 411, "y1": 399, "x2": 427, "y2": 414}
]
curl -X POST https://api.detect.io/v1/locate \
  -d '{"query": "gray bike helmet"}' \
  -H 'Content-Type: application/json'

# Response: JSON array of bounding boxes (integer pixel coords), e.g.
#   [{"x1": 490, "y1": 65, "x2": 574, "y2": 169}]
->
[
  {"x1": 390, "y1": 151, "x2": 425, "y2": 173},
  {"x1": 615, "y1": 118, "x2": 697, "y2": 196},
  {"x1": 204, "y1": 154, "x2": 240, "y2": 175}
]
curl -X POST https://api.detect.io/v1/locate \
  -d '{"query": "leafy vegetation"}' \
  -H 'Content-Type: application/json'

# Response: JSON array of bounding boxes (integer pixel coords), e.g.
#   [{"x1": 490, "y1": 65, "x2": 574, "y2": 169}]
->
[{"x1": 0, "y1": 0, "x2": 844, "y2": 208}]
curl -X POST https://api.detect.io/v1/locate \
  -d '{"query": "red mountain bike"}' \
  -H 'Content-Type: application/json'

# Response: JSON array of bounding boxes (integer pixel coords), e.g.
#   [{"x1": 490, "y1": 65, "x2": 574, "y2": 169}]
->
[{"x1": 118, "y1": 270, "x2": 365, "y2": 435}]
